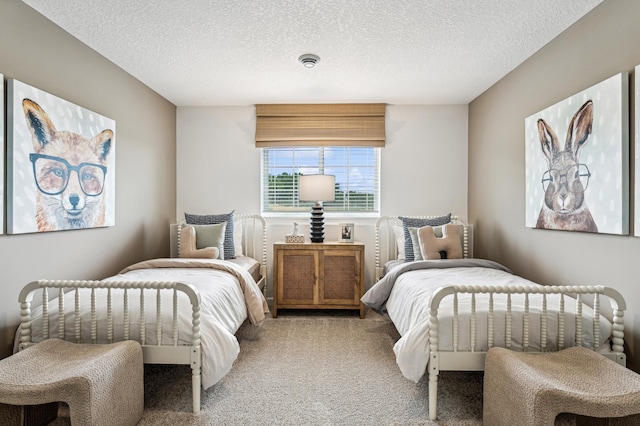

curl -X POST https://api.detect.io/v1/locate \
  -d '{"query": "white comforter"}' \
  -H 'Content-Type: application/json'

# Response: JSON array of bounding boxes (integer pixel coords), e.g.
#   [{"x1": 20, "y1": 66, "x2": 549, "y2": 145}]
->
[
  {"x1": 362, "y1": 260, "x2": 613, "y2": 383},
  {"x1": 19, "y1": 258, "x2": 269, "y2": 390}
]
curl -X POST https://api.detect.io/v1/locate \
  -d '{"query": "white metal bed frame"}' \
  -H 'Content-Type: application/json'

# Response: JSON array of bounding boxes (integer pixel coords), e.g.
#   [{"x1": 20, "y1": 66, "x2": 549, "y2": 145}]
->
[
  {"x1": 374, "y1": 216, "x2": 627, "y2": 421},
  {"x1": 17, "y1": 214, "x2": 267, "y2": 414}
]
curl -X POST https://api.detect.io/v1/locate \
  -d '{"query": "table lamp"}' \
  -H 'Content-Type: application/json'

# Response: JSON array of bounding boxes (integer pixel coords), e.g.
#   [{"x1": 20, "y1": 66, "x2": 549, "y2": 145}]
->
[{"x1": 299, "y1": 174, "x2": 335, "y2": 243}]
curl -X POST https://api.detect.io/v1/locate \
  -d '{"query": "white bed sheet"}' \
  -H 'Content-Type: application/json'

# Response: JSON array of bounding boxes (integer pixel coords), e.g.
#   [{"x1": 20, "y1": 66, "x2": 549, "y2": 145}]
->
[
  {"x1": 386, "y1": 266, "x2": 613, "y2": 383},
  {"x1": 111, "y1": 266, "x2": 248, "y2": 389},
  {"x1": 21, "y1": 266, "x2": 251, "y2": 390}
]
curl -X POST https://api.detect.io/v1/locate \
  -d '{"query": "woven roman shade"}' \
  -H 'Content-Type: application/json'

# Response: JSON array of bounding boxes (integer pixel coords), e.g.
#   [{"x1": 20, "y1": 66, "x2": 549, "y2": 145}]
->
[{"x1": 255, "y1": 103, "x2": 386, "y2": 147}]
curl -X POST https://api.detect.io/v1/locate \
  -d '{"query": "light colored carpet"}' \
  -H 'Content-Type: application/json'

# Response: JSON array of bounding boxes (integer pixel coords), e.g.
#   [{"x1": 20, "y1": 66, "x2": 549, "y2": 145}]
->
[{"x1": 52, "y1": 310, "x2": 577, "y2": 425}]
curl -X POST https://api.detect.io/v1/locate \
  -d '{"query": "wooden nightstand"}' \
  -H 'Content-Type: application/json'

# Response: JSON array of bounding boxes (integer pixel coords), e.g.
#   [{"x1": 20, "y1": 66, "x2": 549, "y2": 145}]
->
[{"x1": 273, "y1": 241, "x2": 365, "y2": 318}]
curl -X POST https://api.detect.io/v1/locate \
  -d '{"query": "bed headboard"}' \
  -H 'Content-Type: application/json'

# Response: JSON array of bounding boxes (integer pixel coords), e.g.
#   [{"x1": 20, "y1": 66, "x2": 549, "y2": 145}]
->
[
  {"x1": 169, "y1": 213, "x2": 267, "y2": 277},
  {"x1": 375, "y1": 215, "x2": 474, "y2": 282}
]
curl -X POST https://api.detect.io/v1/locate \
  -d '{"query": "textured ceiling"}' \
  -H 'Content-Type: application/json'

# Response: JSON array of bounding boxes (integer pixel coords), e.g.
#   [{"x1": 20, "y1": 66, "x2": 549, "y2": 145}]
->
[{"x1": 22, "y1": 0, "x2": 603, "y2": 106}]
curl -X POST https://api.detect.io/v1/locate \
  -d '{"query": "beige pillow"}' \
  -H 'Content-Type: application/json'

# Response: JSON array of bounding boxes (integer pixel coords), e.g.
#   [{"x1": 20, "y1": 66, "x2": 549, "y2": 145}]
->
[
  {"x1": 179, "y1": 225, "x2": 220, "y2": 259},
  {"x1": 417, "y1": 224, "x2": 462, "y2": 260}
]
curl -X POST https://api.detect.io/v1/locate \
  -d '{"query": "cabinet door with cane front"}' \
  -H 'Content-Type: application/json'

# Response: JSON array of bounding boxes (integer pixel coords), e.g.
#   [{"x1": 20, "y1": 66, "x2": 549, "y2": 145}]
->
[{"x1": 320, "y1": 249, "x2": 362, "y2": 305}]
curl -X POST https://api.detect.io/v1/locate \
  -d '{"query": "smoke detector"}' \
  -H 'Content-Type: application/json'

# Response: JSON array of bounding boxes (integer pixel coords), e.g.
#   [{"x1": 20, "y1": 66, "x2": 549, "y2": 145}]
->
[{"x1": 298, "y1": 54, "x2": 320, "y2": 68}]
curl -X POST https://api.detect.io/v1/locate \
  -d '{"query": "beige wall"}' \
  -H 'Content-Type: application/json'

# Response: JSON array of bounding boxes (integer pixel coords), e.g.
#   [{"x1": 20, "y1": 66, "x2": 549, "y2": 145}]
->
[
  {"x1": 469, "y1": 0, "x2": 640, "y2": 370},
  {"x1": 0, "y1": 0, "x2": 176, "y2": 357},
  {"x1": 176, "y1": 104, "x2": 469, "y2": 296}
]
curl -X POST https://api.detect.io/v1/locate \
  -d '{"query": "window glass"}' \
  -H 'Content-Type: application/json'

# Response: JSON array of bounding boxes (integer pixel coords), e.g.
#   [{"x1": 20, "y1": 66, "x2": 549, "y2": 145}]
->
[{"x1": 261, "y1": 147, "x2": 380, "y2": 213}]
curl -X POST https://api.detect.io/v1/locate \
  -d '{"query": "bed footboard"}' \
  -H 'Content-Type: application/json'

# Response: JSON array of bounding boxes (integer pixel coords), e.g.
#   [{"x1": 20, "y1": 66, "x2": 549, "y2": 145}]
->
[
  {"x1": 425, "y1": 284, "x2": 626, "y2": 421},
  {"x1": 18, "y1": 279, "x2": 203, "y2": 413}
]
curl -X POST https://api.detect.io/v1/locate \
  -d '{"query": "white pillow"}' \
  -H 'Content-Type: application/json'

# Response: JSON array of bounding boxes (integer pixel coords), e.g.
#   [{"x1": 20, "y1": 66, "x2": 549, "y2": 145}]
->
[
  {"x1": 393, "y1": 225, "x2": 405, "y2": 260},
  {"x1": 408, "y1": 227, "x2": 423, "y2": 261},
  {"x1": 234, "y1": 220, "x2": 243, "y2": 257}
]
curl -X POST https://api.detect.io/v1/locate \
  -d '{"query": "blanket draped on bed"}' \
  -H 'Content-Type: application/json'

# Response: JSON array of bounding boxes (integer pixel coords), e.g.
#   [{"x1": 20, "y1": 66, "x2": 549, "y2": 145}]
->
[
  {"x1": 361, "y1": 259, "x2": 511, "y2": 316},
  {"x1": 119, "y1": 258, "x2": 269, "y2": 325},
  {"x1": 16, "y1": 258, "x2": 269, "y2": 390},
  {"x1": 361, "y1": 259, "x2": 516, "y2": 381},
  {"x1": 360, "y1": 259, "x2": 610, "y2": 383}
]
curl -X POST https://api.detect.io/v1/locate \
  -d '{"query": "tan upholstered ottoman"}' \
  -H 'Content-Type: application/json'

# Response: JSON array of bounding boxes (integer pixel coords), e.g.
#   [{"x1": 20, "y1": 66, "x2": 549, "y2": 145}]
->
[
  {"x1": 0, "y1": 339, "x2": 144, "y2": 426},
  {"x1": 483, "y1": 346, "x2": 640, "y2": 426}
]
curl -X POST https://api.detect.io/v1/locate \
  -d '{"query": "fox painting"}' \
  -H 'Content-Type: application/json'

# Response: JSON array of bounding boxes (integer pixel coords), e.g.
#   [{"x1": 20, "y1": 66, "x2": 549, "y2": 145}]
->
[{"x1": 23, "y1": 99, "x2": 113, "y2": 232}]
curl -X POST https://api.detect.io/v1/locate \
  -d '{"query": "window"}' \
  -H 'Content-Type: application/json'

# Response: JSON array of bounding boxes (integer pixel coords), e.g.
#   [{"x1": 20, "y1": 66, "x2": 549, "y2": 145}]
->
[{"x1": 261, "y1": 146, "x2": 380, "y2": 214}]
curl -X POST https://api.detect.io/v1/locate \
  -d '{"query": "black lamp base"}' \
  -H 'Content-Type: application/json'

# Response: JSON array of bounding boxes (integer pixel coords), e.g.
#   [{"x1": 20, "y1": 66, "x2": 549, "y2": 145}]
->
[{"x1": 309, "y1": 203, "x2": 325, "y2": 243}]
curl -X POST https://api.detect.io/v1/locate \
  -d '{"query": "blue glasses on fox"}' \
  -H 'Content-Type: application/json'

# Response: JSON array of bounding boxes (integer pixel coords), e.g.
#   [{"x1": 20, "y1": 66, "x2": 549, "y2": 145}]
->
[{"x1": 29, "y1": 153, "x2": 107, "y2": 196}]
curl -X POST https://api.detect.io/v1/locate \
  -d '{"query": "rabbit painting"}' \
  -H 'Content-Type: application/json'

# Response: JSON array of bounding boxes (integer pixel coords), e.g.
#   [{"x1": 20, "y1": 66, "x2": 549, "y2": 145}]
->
[{"x1": 535, "y1": 100, "x2": 598, "y2": 233}]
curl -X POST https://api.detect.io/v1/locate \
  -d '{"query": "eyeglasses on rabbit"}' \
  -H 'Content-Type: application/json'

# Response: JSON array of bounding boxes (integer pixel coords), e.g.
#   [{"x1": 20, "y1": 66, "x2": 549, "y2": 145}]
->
[{"x1": 541, "y1": 163, "x2": 590, "y2": 193}]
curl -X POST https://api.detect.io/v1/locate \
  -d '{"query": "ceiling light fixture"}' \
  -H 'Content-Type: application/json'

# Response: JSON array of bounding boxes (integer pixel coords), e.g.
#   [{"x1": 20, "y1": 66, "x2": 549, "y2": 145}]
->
[{"x1": 298, "y1": 53, "x2": 320, "y2": 69}]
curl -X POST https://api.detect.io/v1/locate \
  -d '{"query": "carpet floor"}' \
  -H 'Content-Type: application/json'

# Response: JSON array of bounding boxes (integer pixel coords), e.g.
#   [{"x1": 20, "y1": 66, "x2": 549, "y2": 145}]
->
[{"x1": 53, "y1": 310, "x2": 577, "y2": 425}]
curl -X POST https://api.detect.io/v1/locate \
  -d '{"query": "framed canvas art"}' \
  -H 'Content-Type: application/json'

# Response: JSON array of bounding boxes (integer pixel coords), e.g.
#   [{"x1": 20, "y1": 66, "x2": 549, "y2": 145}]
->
[
  {"x1": 524, "y1": 72, "x2": 629, "y2": 235},
  {"x1": 6, "y1": 79, "x2": 116, "y2": 234},
  {"x1": 0, "y1": 72, "x2": 4, "y2": 235},
  {"x1": 635, "y1": 65, "x2": 640, "y2": 237}
]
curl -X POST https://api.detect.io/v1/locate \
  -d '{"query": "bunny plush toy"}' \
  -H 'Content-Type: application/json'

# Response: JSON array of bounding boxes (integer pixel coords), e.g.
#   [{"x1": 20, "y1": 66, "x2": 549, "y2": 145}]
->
[{"x1": 535, "y1": 100, "x2": 598, "y2": 233}]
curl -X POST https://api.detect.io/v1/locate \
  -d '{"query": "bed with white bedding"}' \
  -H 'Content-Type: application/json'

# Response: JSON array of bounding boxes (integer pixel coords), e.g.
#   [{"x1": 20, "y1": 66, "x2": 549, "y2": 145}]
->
[
  {"x1": 16, "y1": 213, "x2": 269, "y2": 413},
  {"x1": 362, "y1": 215, "x2": 627, "y2": 421}
]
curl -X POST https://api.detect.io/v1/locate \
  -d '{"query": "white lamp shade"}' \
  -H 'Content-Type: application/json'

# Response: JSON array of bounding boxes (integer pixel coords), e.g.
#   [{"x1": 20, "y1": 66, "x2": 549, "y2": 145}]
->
[{"x1": 299, "y1": 174, "x2": 336, "y2": 202}]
